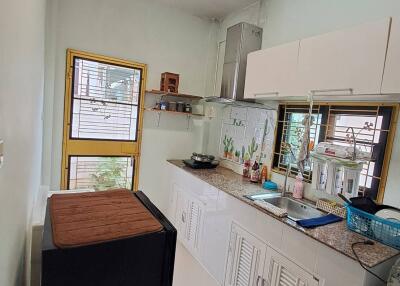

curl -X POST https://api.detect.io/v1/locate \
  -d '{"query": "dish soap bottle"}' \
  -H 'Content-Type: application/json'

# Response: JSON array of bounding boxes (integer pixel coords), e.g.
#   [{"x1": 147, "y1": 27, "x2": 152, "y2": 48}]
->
[
  {"x1": 261, "y1": 165, "x2": 268, "y2": 184},
  {"x1": 292, "y1": 173, "x2": 304, "y2": 199}
]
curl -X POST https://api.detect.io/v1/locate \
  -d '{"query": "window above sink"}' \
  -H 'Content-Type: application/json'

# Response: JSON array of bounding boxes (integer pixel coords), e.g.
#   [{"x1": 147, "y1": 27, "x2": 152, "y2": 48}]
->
[{"x1": 272, "y1": 103, "x2": 398, "y2": 202}]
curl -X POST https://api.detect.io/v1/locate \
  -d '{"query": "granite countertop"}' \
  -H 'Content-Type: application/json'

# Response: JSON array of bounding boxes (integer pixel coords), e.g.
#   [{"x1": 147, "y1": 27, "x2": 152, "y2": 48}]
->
[{"x1": 167, "y1": 160, "x2": 399, "y2": 268}]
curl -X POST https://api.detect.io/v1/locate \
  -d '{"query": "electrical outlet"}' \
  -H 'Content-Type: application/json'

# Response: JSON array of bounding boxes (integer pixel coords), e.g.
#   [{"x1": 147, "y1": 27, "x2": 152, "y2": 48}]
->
[{"x1": 0, "y1": 140, "x2": 3, "y2": 168}]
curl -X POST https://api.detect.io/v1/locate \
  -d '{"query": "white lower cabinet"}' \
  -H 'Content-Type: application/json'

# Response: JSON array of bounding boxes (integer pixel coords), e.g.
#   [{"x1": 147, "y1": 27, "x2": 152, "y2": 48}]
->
[
  {"x1": 225, "y1": 223, "x2": 319, "y2": 286},
  {"x1": 170, "y1": 175, "x2": 225, "y2": 284},
  {"x1": 224, "y1": 222, "x2": 319, "y2": 286},
  {"x1": 181, "y1": 193, "x2": 203, "y2": 253},
  {"x1": 173, "y1": 184, "x2": 188, "y2": 240},
  {"x1": 224, "y1": 223, "x2": 266, "y2": 286},
  {"x1": 185, "y1": 196, "x2": 204, "y2": 254},
  {"x1": 199, "y1": 186, "x2": 227, "y2": 284},
  {"x1": 174, "y1": 183, "x2": 205, "y2": 257},
  {"x1": 167, "y1": 164, "x2": 394, "y2": 286},
  {"x1": 263, "y1": 247, "x2": 319, "y2": 286}
]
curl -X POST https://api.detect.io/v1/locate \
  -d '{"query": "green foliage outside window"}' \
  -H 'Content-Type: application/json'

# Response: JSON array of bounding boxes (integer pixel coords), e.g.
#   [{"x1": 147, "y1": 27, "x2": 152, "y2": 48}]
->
[{"x1": 90, "y1": 157, "x2": 130, "y2": 191}]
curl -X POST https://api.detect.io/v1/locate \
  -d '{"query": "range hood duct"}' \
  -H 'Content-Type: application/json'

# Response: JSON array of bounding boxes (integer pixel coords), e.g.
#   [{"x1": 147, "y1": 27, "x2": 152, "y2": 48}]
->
[{"x1": 207, "y1": 22, "x2": 262, "y2": 103}]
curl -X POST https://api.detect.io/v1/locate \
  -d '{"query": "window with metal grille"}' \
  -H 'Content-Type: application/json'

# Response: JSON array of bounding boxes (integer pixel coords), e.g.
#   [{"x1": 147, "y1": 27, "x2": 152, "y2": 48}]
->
[
  {"x1": 68, "y1": 156, "x2": 134, "y2": 191},
  {"x1": 273, "y1": 103, "x2": 398, "y2": 201},
  {"x1": 61, "y1": 49, "x2": 146, "y2": 191},
  {"x1": 71, "y1": 57, "x2": 142, "y2": 141}
]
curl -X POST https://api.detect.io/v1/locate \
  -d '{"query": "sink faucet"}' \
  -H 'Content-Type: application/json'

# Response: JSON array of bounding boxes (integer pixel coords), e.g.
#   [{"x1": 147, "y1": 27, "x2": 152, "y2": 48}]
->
[
  {"x1": 282, "y1": 165, "x2": 290, "y2": 197},
  {"x1": 345, "y1": 127, "x2": 357, "y2": 161},
  {"x1": 282, "y1": 142, "x2": 296, "y2": 197}
]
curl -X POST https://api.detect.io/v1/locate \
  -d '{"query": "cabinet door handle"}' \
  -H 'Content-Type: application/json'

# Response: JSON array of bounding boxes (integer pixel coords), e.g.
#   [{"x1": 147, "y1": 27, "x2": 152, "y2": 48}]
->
[
  {"x1": 310, "y1": 88, "x2": 353, "y2": 95},
  {"x1": 254, "y1": 91, "x2": 279, "y2": 97},
  {"x1": 256, "y1": 275, "x2": 261, "y2": 286},
  {"x1": 181, "y1": 212, "x2": 186, "y2": 223},
  {"x1": 262, "y1": 278, "x2": 268, "y2": 286}
]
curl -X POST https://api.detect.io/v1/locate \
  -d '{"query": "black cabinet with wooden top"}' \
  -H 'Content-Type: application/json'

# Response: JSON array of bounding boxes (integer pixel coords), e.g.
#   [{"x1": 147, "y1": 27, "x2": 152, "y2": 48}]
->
[{"x1": 41, "y1": 191, "x2": 177, "y2": 286}]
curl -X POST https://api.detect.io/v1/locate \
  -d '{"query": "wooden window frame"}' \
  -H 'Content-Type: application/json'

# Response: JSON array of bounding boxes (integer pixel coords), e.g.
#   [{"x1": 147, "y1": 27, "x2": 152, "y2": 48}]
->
[
  {"x1": 272, "y1": 102, "x2": 399, "y2": 203},
  {"x1": 61, "y1": 49, "x2": 147, "y2": 191}
]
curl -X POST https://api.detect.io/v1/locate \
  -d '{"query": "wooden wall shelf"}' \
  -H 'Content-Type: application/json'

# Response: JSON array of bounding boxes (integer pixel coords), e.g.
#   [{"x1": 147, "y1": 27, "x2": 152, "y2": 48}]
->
[
  {"x1": 145, "y1": 89, "x2": 202, "y2": 100},
  {"x1": 144, "y1": 108, "x2": 203, "y2": 117}
]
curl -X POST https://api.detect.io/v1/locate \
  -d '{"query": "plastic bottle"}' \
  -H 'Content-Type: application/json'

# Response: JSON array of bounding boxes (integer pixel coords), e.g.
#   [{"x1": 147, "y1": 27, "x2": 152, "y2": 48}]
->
[
  {"x1": 250, "y1": 160, "x2": 260, "y2": 183},
  {"x1": 242, "y1": 153, "x2": 251, "y2": 178},
  {"x1": 292, "y1": 173, "x2": 304, "y2": 199},
  {"x1": 243, "y1": 160, "x2": 250, "y2": 178},
  {"x1": 261, "y1": 165, "x2": 268, "y2": 184}
]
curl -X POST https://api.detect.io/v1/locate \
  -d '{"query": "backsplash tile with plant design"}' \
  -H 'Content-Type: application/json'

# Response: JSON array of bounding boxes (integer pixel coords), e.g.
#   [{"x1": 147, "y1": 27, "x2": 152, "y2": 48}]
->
[{"x1": 219, "y1": 106, "x2": 277, "y2": 168}]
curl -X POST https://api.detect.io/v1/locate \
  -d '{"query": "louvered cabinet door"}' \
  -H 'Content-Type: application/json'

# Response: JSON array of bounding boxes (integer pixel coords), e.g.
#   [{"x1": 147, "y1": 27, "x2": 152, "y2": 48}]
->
[
  {"x1": 175, "y1": 190, "x2": 189, "y2": 242},
  {"x1": 185, "y1": 198, "x2": 204, "y2": 254},
  {"x1": 224, "y1": 223, "x2": 267, "y2": 286},
  {"x1": 263, "y1": 248, "x2": 319, "y2": 286}
]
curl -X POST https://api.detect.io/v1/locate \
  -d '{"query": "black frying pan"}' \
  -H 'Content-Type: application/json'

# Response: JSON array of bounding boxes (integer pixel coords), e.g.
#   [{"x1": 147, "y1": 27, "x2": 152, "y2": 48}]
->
[{"x1": 338, "y1": 193, "x2": 399, "y2": 214}]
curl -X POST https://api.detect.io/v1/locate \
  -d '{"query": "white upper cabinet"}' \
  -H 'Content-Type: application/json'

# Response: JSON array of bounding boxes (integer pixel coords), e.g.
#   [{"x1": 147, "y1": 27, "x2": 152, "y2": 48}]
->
[
  {"x1": 244, "y1": 40, "x2": 300, "y2": 99},
  {"x1": 298, "y1": 18, "x2": 391, "y2": 96},
  {"x1": 382, "y1": 18, "x2": 400, "y2": 94}
]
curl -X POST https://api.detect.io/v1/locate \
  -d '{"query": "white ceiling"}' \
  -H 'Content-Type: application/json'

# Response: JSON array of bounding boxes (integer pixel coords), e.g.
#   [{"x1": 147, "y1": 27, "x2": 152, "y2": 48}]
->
[{"x1": 153, "y1": 0, "x2": 259, "y2": 20}]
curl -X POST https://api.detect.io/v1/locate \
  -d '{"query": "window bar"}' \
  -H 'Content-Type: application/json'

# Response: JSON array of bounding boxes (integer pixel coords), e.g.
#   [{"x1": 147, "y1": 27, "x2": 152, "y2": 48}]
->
[
  {"x1": 278, "y1": 105, "x2": 288, "y2": 172},
  {"x1": 365, "y1": 106, "x2": 381, "y2": 196}
]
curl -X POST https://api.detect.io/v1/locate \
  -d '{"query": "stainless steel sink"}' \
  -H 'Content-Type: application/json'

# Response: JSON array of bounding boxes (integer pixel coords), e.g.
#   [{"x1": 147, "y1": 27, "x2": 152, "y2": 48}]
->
[
  {"x1": 246, "y1": 192, "x2": 326, "y2": 221},
  {"x1": 245, "y1": 192, "x2": 282, "y2": 200},
  {"x1": 263, "y1": 197, "x2": 326, "y2": 221}
]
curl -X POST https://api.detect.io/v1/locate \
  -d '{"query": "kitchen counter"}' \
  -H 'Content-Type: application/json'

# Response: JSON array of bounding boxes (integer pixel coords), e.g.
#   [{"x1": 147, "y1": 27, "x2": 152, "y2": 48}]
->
[{"x1": 167, "y1": 160, "x2": 399, "y2": 268}]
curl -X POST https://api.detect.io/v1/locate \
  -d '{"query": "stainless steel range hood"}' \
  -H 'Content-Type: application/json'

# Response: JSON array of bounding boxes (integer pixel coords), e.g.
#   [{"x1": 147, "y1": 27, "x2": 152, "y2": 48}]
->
[{"x1": 207, "y1": 22, "x2": 262, "y2": 103}]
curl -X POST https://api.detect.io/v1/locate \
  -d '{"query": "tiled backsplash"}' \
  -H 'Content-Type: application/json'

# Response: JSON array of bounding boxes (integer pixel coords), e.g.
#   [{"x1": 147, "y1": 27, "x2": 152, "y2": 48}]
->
[{"x1": 218, "y1": 106, "x2": 277, "y2": 171}]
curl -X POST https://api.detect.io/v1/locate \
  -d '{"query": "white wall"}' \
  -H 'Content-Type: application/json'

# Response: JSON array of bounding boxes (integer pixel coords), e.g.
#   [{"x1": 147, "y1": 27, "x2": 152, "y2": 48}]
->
[
  {"x1": 0, "y1": 0, "x2": 46, "y2": 285},
  {"x1": 211, "y1": 0, "x2": 400, "y2": 207},
  {"x1": 42, "y1": 0, "x2": 218, "y2": 211},
  {"x1": 217, "y1": 1, "x2": 265, "y2": 43},
  {"x1": 262, "y1": 0, "x2": 400, "y2": 49}
]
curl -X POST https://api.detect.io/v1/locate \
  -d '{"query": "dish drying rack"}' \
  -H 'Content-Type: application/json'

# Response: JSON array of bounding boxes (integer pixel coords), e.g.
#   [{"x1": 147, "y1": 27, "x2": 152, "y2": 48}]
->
[
  {"x1": 316, "y1": 199, "x2": 347, "y2": 218},
  {"x1": 346, "y1": 205, "x2": 400, "y2": 250}
]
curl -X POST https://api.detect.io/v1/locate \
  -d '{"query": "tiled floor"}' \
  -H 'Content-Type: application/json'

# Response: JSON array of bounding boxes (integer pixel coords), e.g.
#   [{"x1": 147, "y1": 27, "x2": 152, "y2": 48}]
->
[{"x1": 173, "y1": 242, "x2": 220, "y2": 286}]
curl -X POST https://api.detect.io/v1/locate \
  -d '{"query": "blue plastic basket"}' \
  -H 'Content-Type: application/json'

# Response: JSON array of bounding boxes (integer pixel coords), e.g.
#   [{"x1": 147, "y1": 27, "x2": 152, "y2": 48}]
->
[{"x1": 346, "y1": 204, "x2": 400, "y2": 250}]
